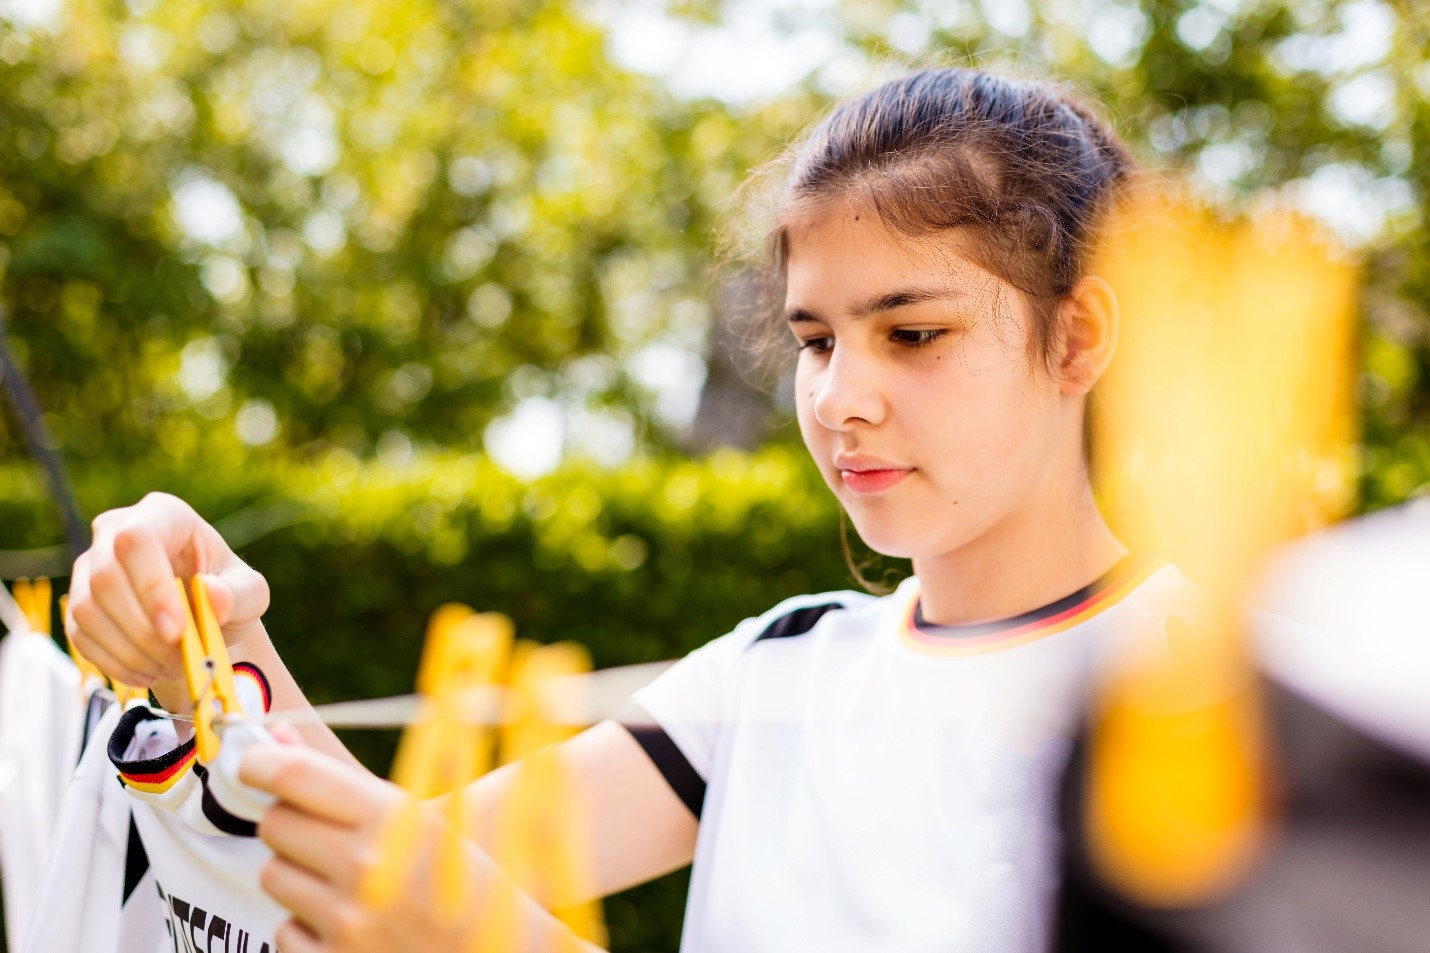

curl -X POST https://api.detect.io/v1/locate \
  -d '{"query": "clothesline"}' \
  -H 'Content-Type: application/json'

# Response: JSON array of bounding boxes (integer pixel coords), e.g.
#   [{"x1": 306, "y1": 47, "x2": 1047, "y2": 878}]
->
[{"x1": 94, "y1": 659, "x2": 675, "y2": 731}]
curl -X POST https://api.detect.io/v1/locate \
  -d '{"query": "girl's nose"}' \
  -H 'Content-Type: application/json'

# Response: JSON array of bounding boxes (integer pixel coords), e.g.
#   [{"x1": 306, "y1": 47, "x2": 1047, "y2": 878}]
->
[{"x1": 812, "y1": 347, "x2": 887, "y2": 431}]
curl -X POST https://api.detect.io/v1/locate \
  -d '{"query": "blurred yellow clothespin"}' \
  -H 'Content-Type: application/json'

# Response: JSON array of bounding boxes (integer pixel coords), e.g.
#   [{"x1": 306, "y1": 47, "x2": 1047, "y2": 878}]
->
[
  {"x1": 174, "y1": 576, "x2": 242, "y2": 764},
  {"x1": 482, "y1": 640, "x2": 605, "y2": 953},
  {"x1": 1088, "y1": 190, "x2": 1357, "y2": 907},
  {"x1": 362, "y1": 605, "x2": 513, "y2": 917},
  {"x1": 14, "y1": 577, "x2": 51, "y2": 634}
]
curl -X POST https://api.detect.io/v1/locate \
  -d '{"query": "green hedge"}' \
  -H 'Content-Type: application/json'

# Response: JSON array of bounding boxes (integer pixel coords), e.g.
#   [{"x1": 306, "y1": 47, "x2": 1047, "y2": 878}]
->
[{"x1": 1, "y1": 447, "x2": 874, "y2": 952}]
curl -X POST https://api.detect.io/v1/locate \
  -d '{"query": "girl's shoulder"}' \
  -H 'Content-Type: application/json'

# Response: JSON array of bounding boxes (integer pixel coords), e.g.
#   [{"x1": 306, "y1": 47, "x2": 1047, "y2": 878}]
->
[{"x1": 724, "y1": 586, "x2": 888, "y2": 651}]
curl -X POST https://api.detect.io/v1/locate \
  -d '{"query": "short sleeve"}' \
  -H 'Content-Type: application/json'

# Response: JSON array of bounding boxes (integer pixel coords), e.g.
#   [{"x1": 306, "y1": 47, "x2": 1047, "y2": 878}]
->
[{"x1": 624, "y1": 593, "x2": 859, "y2": 817}]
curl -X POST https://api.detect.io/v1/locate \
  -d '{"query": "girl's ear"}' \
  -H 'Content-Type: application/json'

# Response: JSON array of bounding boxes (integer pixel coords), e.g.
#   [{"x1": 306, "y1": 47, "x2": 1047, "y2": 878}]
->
[{"x1": 1056, "y1": 275, "x2": 1119, "y2": 396}]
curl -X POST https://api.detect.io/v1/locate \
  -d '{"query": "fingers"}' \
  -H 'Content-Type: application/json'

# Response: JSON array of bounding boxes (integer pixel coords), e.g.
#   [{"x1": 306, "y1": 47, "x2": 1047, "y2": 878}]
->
[
  {"x1": 89, "y1": 551, "x2": 176, "y2": 676},
  {"x1": 66, "y1": 557, "x2": 165, "y2": 685},
  {"x1": 68, "y1": 492, "x2": 269, "y2": 687},
  {"x1": 241, "y1": 744, "x2": 393, "y2": 828},
  {"x1": 68, "y1": 622, "x2": 157, "y2": 687},
  {"x1": 112, "y1": 520, "x2": 191, "y2": 646},
  {"x1": 260, "y1": 857, "x2": 350, "y2": 940},
  {"x1": 274, "y1": 919, "x2": 324, "y2": 953},
  {"x1": 270, "y1": 722, "x2": 307, "y2": 746},
  {"x1": 197, "y1": 566, "x2": 270, "y2": 640},
  {"x1": 259, "y1": 804, "x2": 368, "y2": 888}
]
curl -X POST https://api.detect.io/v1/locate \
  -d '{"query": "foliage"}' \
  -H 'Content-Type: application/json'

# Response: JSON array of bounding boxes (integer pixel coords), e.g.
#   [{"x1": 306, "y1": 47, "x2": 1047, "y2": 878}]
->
[{"x1": 0, "y1": 0, "x2": 764, "y2": 464}]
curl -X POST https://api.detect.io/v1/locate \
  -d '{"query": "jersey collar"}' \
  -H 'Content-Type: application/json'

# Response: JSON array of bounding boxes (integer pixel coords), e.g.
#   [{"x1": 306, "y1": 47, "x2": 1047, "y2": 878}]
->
[{"x1": 896, "y1": 555, "x2": 1164, "y2": 658}]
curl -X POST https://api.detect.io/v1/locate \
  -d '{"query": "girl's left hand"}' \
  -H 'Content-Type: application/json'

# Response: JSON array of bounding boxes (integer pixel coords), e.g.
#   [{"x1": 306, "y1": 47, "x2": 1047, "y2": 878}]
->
[{"x1": 240, "y1": 739, "x2": 479, "y2": 953}]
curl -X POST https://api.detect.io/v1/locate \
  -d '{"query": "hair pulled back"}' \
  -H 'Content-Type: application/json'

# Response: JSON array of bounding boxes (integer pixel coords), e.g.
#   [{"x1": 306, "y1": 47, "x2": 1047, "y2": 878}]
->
[{"x1": 735, "y1": 67, "x2": 1138, "y2": 366}]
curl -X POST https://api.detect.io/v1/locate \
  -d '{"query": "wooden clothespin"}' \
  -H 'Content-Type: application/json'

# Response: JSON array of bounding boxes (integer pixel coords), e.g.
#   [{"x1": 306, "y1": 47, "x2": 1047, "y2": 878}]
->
[
  {"x1": 361, "y1": 605, "x2": 513, "y2": 917},
  {"x1": 174, "y1": 576, "x2": 242, "y2": 764}
]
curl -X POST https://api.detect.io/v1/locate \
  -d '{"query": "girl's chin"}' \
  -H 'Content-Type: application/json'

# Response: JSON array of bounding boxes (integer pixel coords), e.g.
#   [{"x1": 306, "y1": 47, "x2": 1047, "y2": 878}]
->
[{"x1": 842, "y1": 514, "x2": 926, "y2": 561}]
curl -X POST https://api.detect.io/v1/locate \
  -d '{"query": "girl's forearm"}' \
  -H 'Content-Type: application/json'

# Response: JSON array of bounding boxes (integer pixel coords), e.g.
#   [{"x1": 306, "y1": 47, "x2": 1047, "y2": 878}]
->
[{"x1": 514, "y1": 886, "x2": 608, "y2": 953}]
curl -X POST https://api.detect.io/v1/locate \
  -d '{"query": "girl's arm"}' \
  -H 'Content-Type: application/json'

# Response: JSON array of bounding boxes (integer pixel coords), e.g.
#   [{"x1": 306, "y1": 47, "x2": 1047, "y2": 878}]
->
[
  {"x1": 72, "y1": 493, "x2": 700, "y2": 917},
  {"x1": 243, "y1": 721, "x2": 699, "y2": 952},
  {"x1": 458, "y1": 718, "x2": 699, "y2": 902}
]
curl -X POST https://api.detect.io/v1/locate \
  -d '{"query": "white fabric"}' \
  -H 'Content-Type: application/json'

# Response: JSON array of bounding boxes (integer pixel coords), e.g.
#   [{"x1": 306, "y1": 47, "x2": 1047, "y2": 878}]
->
[
  {"x1": 0, "y1": 628, "x2": 101, "y2": 949},
  {"x1": 21, "y1": 702, "x2": 163, "y2": 953},
  {"x1": 633, "y1": 564, "x2": 1196, "y2": 953},
  {"x1": 24, "y1": 668, "x2": 282, "y2": 953},
  {"x1": 114, "y1": 673, "x2": 284, "y2": 953}
]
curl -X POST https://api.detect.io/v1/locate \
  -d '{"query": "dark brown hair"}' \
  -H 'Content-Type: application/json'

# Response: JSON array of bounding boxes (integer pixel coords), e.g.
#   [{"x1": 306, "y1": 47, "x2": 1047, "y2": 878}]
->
[
  {"x1": 730, "y1": 66, "x2": 1137, "y2": 370},
  {"x1": 727, "y1": 67, "x2": 1139, "y2": 590}
]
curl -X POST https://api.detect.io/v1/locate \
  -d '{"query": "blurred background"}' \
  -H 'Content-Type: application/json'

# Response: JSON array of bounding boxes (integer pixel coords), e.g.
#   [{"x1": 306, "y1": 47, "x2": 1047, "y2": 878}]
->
[{"x1": 1, "y1": 0, "x2": 1427, "y2": 948}]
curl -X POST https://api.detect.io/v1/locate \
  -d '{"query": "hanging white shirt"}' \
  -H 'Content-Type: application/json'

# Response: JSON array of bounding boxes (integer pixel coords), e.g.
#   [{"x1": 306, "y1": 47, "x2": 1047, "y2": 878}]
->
[
  {"x1": 107, "y1": 663, "x2": 282, "y2": 953},
  {"x1": 22, "y1": 700, "x2": 163, "y2": 953},
  {"x1": 0, "y1": 627, "x2": 106, "y2": 949}
]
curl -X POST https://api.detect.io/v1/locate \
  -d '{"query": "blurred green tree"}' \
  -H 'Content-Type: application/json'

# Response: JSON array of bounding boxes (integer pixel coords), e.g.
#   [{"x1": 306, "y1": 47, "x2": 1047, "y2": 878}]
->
[{"x1": 0, "y1": 0, "x2": 768, "y2": 470}]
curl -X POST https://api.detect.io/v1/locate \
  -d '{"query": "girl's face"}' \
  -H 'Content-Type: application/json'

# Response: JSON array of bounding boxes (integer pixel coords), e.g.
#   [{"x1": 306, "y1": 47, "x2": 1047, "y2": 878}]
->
[{"x1": 786, "y1": 203, "x2": 1082, "y2": 561}]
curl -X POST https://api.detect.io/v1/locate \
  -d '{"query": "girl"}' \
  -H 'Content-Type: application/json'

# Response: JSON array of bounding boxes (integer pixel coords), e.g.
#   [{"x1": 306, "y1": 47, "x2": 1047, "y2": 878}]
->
[{"x1": 67, "y1": 67, "x2": 1194, "y2": 952}]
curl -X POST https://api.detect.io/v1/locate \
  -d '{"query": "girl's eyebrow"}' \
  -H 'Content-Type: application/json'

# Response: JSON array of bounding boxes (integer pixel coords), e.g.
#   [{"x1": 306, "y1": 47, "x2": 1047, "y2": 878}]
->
[
  {"x1": 850, "y1": 287, "x2": 964, "y2": 316},
  {"x1": 784, "y1": 286, "x2": 964, "y2": 324}
]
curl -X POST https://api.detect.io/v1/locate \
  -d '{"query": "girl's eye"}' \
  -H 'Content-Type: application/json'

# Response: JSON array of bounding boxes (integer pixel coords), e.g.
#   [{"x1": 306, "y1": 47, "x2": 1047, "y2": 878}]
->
[
  {"x1": 891, "y1": 328, "x2": 949, "y2": 349},
  {"x1": 798, "y1": 336, "x2": 834, "y2": 353}
]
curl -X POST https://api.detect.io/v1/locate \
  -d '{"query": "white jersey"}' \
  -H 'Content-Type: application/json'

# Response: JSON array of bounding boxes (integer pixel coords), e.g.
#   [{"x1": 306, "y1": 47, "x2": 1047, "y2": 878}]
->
[
  {"x1": 0, "y1": 628, "x2": 107, "y2": 949},
  {"x1": 630, "y1": 558, "x2": 1192, "y2": 953},
  {"x1": 108, "y1": 663, "x2": 282, "y2": 953},
  {"x1": 26, "y1": 663, "x2": 280, "y2": 953},
  {"x1": 22, "y1": 701, "x2": 163, "y2": 953}
]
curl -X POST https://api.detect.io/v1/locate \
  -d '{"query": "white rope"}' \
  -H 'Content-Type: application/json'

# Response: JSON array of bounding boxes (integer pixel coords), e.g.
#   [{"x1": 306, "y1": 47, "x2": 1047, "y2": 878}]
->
[{"x1": 128, "y1": 659, "x2": 675, "y2": 730}]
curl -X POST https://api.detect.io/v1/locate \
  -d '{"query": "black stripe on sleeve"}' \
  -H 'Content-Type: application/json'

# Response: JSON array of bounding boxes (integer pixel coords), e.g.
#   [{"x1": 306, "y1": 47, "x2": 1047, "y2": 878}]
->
[
  {"x1": 750, "y1": 602, "x2": 843, "y2": 645},
  {"x1": 619, "y1": 707, "x2": 706, "y2": 820},
  {"x1": 121, "y1": 814, "x2": 150, "y2": 905}
]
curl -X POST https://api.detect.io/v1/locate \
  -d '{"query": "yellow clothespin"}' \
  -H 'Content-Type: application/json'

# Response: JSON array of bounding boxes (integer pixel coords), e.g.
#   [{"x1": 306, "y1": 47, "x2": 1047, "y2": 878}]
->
[
  {"x1": 1087, "y1": 192, "x2": 1356, "y2": 907},
  {"x1": 174, "y1": 576, "x2": 242, "y2": 764},
  {"x1": 55, "y1": 592, "x2": 110, "y2": 700},
  {"x1": 14, "y1": 577, "x2": 51, "y2": 634},
  {"x1": 481, "y1": 641, "x2": 605, "y2": 953},
  {"x1": 362, "y1": 605, "x2": 513, "y2": 916}
]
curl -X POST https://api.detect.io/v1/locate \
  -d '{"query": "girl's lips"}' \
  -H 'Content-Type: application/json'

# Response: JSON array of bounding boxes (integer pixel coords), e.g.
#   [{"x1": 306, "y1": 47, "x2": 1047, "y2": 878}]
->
[{"x1": 839, "y1": 468, "x2": 911, "y2": 493}]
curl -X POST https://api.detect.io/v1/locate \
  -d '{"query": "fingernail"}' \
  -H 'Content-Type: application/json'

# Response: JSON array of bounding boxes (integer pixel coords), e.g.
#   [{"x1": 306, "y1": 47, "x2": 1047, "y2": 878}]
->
[
  {"x1": 155, "y1": 610, "x2": 180, "y2": 642},
  {"x1": 271, "y1": 723, "x2": 304, "y2": 746}
]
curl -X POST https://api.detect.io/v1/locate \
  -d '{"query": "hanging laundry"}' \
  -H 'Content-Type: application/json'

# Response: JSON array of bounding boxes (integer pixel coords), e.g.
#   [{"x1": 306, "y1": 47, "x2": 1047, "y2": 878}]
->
[
  {"x1": 0, "y1": 578, "x2": 112, "y2": 949},
  {"x1": 108, "y1": 664, "x2": 285, "y2": 953},
  {"x1": 21, "y1": 700, "x2": 163, "y2": 953}
]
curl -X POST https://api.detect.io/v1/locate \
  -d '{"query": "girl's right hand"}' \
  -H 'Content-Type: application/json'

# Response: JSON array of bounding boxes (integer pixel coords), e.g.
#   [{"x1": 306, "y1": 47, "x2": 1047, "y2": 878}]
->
[{"x1": 66, "y1": 491, "x2": 271, "y2": 687}]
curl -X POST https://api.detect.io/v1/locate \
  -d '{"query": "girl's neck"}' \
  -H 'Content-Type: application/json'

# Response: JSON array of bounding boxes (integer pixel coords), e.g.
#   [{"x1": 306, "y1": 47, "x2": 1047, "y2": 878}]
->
[{"x1": 911, "y1": 478, "x2": 1126, "y2": 627}]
